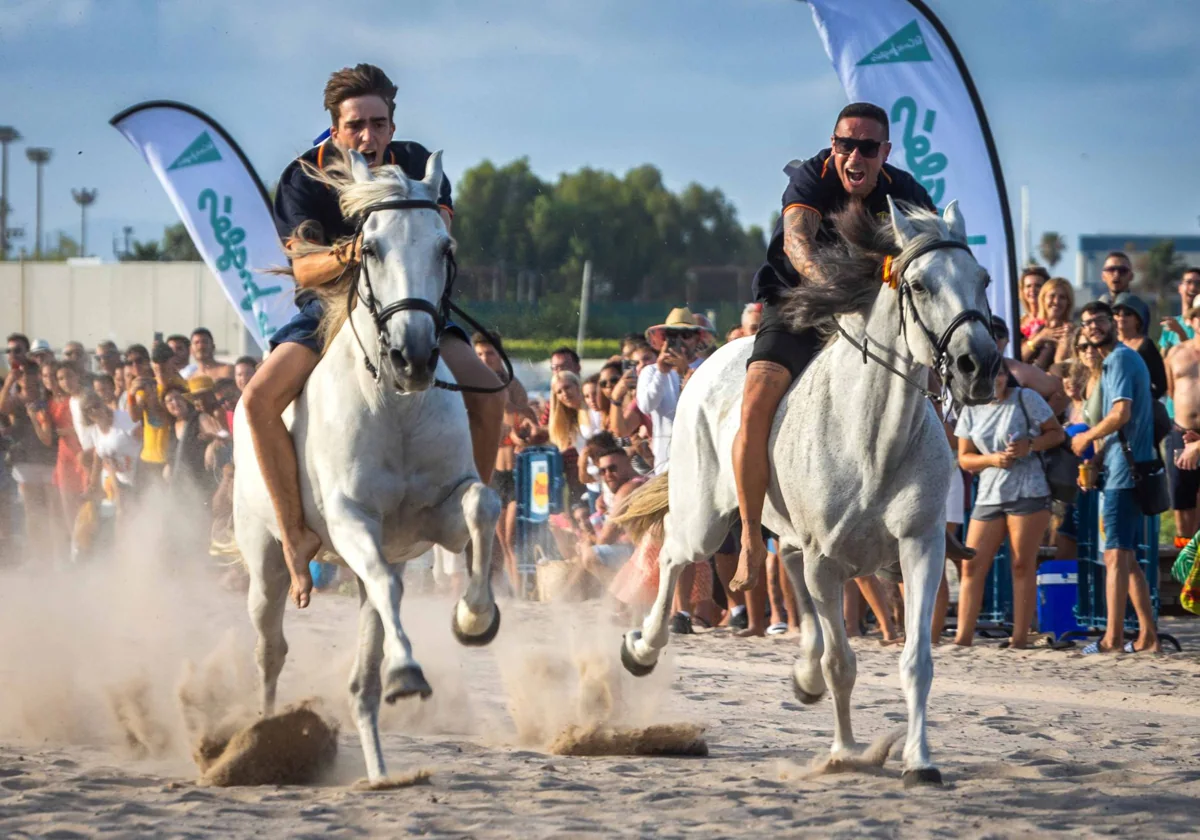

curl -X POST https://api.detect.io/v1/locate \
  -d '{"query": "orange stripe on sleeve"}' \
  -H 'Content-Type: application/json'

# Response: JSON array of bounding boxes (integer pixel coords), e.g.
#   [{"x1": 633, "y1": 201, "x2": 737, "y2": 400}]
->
[{"x1": 783, "y1": 203, "x2": 822, "y2": 219}]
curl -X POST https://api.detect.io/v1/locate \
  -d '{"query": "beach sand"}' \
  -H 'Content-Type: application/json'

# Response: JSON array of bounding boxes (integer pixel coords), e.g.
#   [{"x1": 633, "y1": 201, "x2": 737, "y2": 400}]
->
[{"x1": 1, "y1": 561, "x2": 1199, "y2": 839}]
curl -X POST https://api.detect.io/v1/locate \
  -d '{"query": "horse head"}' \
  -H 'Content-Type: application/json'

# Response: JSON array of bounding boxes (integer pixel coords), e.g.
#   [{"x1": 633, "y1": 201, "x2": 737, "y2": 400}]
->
[
  {"x1": 887, "y1": 197, "x2": 1001, "y2": 406},
  {"x1": 345, "y1": 149, "x2": 452, "y2": 392}
]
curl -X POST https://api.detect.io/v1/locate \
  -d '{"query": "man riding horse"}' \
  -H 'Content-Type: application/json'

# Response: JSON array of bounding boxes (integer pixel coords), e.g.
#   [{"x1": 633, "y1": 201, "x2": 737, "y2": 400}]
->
[
  {"x1": 242, "y1": 64, "x2": 505, "y2": 608},
  {"x1": 731, "y1": 102, "x2": 972, "y2": 592}
]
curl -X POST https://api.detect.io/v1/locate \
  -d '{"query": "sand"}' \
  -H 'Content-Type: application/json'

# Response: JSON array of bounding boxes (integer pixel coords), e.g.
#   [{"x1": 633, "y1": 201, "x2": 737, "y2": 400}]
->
[{"x1": 2, "y1": 566, "x2": 1200, "y2": 838}]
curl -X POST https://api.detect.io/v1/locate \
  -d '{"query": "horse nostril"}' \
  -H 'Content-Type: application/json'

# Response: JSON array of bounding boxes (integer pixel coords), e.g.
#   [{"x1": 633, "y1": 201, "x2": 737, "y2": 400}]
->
[
  {"x1": 389, "y1": 347, "x2": 407, "y2": 373},
  {"x1": 956, "y1": 355, "x2": 977, "y2": 377}
]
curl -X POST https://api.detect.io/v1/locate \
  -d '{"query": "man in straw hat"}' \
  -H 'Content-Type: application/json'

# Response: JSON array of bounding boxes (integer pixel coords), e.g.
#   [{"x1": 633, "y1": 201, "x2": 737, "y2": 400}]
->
[
  {"x1": 639, "y1": 307, "x2": 709, "y2": 473},
  {"x1": 729, "y1": 102, "x2": 971, "y2": 592}
]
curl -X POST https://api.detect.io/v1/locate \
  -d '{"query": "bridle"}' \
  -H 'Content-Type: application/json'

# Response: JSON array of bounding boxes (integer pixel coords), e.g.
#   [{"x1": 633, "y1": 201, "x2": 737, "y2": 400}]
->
[
  {"x1": 344, "y1": 198, "x2": 511, "y2": 394},
  {"x1": 835, "y1": 238, "x2": 993, "y2": 403}
]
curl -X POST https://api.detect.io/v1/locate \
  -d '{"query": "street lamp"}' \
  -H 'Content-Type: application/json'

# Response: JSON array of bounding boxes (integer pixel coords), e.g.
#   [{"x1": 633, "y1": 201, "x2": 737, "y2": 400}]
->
[
  {"x1": 25, "y1": 147, "x2": 51, "y2": 258},
  {"x1": 0, "y1": 126, "x2": 20, "y2": 260},
  {"x1": 71, "y1": 188, "x2": 98, "y2": 258}
]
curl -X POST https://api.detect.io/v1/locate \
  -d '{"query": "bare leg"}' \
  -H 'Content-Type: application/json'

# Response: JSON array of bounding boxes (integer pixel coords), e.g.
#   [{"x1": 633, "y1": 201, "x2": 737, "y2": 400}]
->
[
  {"x1": 731, "y1": 361, "x2": 791, "y2": 591},
  {"x1": 714, "y1": 549, "x2": 745, "y2": 623},
  {"x1": 766, "y1": 551, "x2": 786, "y2": 625},
  {"x1": 1128, "y1": 561, "x2": 1161, "y2": 652},
  {"x1": 673, "y1": 563, "x2": 696, "y2": 616},
  {"x1": 736, "y1": 567, "x2": 769, "y2": 637},
  {"x1": 856, "y1": 575, "x2": 900, "y2": 642},
  {"x1": 1100, "y1": 548, "x2": 1132, "y2": 651},
  {"x1": 440, "y1": 335, "x2": 504, "y2": 486},
  {"x1": 843, "y1": 580, "x2": 863, "y2": 636},
  {"x1": 242, "y1": 343, "x2": 321, "y2": 608},
  {"x1": 1006, "y1": 510, "x2": 1051, "y2": 648},
  {"x1": 954, "y1": 518, "x2": 1007, "y2": 646}
]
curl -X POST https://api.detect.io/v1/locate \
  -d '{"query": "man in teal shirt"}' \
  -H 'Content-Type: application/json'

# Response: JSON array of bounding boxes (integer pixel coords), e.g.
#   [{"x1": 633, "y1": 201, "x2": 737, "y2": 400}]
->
[{"x1": 1071, "y1": 301, "x2": 1160, "y2": 654}]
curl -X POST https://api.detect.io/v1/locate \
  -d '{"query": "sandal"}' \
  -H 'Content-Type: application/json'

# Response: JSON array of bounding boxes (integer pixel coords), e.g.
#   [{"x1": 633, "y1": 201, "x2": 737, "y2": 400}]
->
[{"x1": 766, "y1": 622, "x2": 789, "y2": 635}]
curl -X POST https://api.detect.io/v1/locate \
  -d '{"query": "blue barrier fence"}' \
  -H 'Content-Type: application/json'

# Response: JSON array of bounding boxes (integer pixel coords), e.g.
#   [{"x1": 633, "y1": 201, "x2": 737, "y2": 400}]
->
[{"x1": 514, "y1": 446, "x2": 565, "y2": 597}]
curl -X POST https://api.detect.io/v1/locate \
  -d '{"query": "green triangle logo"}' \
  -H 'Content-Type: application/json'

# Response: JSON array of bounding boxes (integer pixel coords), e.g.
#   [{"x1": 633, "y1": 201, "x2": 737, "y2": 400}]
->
[
  {"x1": 856, "y1": 20, "x2": 932, "y2": 66},
  {"x1": 167, "y1": 131, "x2": 221, "y2": 170}
]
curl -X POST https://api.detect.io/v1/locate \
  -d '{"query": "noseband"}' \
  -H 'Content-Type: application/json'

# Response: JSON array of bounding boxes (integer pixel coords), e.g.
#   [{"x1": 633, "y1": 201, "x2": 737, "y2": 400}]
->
[
  {"x1": 346, "y1": 199, "x2": 511, "y2": 394},
  {"x1": 836, "y1": 238, "x2": 993, "y2": 403}
]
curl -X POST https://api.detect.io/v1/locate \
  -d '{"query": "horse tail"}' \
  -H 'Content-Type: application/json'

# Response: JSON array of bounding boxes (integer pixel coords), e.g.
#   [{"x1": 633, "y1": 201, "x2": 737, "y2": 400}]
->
[{"x1": 611, "y1": 472, "x2": 670, "y2": 542}]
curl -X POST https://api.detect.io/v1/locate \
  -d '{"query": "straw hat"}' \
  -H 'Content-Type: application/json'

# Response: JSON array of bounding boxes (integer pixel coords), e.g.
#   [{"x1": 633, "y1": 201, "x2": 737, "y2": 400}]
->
[
  {"x1": 645, "y1": 307, "x2": 703, "y2": 351},
  {"x1": 188, "y1": 375, "x2": 215, "y2": 395}
]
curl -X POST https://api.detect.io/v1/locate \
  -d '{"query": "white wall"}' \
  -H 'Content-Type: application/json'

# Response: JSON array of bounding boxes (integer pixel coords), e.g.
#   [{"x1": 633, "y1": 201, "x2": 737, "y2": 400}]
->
[{"x1": 0, "y1": 261, "x2": 248, "y2": 357}]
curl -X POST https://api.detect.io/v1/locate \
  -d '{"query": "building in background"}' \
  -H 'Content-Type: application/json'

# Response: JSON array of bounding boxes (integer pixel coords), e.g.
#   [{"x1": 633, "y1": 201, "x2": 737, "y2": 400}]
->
[{"x1": 1076, "y1": 234, "x2": 1200, "y2": 312}]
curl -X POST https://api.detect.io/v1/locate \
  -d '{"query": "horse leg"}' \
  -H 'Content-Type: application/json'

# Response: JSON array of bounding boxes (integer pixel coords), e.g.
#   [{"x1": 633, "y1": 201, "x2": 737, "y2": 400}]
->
[
  {"x1": 622, "y1": 531, "x2": 690, "y2": 675},
  {"x1": 348, "y1": 577, "x2": 387, "y2": 782},
  {"x1": 450, "y1": 481, "x2": 502, "y2": 645},
  {"x1": 243, "y1": 522, "x2": 289, "y2": 717},
  {"x1": 805, "y1": 556, "x2": 857, "y2": 757},
  {"x1": 898, "y1": 534, "x2": 944, "y2": 787},
  {"x1": 326, "y1": 498, "x2": 431, "y2": 703},
  {"x1": 781, "y1": 545, "x2": 826, "y2": 704}
]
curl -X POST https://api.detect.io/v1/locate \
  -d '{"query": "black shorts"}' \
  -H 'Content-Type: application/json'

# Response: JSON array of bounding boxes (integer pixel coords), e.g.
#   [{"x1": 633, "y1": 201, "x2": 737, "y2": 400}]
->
[
  {"x1": 1166, "y1": 426, "x2": 1200, "y2": 510},
  {"x1": 490, "y1": 468, "x2": 516, "y2": 506},
  {"x1": 746, "y1": 300, "x2": 823, "y2": 380}
]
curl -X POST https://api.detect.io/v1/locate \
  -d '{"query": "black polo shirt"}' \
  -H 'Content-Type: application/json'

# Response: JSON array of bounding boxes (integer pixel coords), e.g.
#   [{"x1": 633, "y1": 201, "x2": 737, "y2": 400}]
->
[
  {"x1": 274, "y1": 139, "x2": 454, "y2": 304},
  {"x1": 751, "y1": 149, "x2": 935, "y2": 304}
]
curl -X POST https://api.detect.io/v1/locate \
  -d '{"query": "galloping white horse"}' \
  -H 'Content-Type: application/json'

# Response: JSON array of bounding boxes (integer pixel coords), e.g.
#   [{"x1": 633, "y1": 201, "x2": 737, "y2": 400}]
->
[
  {"x1": 233, "y1": 151, "x2": 501, "y2": 782},
  {"x1": 617, "y1": 199, "x2": 1000, "y2": 787}
]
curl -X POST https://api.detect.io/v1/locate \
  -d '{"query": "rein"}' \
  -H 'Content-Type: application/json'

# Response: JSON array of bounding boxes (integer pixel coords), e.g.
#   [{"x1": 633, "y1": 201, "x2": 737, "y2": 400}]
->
[
  {"x1": 838, "y1": 238, "x2": 992, "y2": 405},
  {"x1": 344, "y1": 198, "x2": 512, "y2": 394}
]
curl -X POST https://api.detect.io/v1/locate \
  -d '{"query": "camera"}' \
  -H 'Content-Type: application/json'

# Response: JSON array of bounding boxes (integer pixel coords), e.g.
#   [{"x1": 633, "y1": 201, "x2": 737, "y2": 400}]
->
[
  {"x1": 621, "y1": 358, "x2": 637, "y2": 373},
  {"x1": 151, "y1": 342, "x2": 174, "y2": 365}
]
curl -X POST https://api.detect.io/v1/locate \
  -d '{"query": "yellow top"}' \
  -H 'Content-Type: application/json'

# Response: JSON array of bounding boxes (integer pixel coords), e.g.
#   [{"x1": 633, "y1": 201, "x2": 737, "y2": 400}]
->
[{"x1": 130, "y1": 382, "x2": 174, "y2": 465}]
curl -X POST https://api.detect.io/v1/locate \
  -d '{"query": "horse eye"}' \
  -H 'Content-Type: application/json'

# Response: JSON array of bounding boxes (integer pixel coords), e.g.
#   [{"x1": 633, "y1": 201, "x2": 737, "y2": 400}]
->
[
  {"x1": 909, "y1": 280, "x2": 926, "y2": 294},
  {"x1": 360, "y1": 243, "x2": 375, "y2": 257}
]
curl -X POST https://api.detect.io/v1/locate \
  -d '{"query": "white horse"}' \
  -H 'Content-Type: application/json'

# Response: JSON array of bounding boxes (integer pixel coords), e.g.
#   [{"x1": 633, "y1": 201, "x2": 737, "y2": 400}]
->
[
  {"x1": 616, "y1": 199, "x2": 1000, "y2": 787},
  {"x1": 233, "y1": 150, "x2": 502, "y2": 782}
]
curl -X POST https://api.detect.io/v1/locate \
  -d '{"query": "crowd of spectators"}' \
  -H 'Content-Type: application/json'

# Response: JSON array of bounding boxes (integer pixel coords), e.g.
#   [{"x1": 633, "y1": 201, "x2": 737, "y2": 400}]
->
[{"x1": 0, "y1": 328, "x2": 258, "y2": 565}]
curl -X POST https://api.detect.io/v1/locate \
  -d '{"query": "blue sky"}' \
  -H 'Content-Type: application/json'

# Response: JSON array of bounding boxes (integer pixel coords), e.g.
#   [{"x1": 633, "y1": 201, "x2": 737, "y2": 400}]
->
[{"x1": 2, "y1": 0, "x2": 1198, "y2": 280}]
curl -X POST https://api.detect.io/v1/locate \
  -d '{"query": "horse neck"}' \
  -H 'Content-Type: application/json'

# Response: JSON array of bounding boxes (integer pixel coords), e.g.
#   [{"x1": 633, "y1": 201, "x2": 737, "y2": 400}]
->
[{"x1": 832, "y1": 286, "x2": 931, "y2": 460}]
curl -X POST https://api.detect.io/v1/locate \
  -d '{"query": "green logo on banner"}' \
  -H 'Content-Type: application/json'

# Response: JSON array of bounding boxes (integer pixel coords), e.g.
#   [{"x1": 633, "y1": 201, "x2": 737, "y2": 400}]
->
[
  {"x1": 857, "y1": 20, "x2": 932, "y2": 66},
  {"x1": 167, "y1": 131, "x2": 221, "y2": 170}
]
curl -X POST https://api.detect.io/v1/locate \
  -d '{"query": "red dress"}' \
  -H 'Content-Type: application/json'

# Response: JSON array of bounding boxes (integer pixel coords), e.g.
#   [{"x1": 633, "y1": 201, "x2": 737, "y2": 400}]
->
[{"x1": 49, "y1": 397, "x2": 86, "y2": 494}]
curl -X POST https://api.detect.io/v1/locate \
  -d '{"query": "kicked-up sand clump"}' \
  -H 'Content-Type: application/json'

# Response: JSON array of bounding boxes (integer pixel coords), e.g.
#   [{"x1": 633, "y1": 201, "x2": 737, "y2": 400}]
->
[
  {"x1": 194, "y1": 701, "x2": 339, "y2": 787},
  {"x1": 548, "y1": 722, "x2": 708, "y2": 757}
]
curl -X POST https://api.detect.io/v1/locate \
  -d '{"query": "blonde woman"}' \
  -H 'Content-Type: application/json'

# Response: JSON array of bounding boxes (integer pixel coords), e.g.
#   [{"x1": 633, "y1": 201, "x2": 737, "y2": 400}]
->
[
  {"x1": 1022, "y1": 277, "x2": 1076, "y2": 370},
  {"x1": 549, "y1": 371, "x2": 593, "y2": 500},
  {"x1": 1018, "y1": 266, "x2": 1050, "y2": 340}
]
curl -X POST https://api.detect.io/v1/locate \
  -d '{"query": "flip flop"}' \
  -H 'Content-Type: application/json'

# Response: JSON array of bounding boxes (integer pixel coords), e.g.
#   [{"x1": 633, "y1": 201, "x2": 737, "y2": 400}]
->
[
  {"x1": 766, "y1": 622, "x2": 789, "y2": 635},
  {"x1": 1123, "y1": 640, "x2": 1137, "y2": 653},
  {"x1": 1081, "y1": 641, "x2": 1102, "y2": 655}
]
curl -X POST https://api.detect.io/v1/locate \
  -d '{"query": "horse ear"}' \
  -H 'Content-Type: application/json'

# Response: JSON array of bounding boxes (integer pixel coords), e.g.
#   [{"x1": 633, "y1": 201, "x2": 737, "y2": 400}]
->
[
  {"x1": 347, "y1": 149, "x2": 373, "y2": 184},
  {"x1": 422, "y1": 150, "x2": 444, "y2": 191},
  {"x1": 888, "y1": 196, "x2": 917, "y2": 245},
  {"x1": 943, "y1": 200, "x2": 968, "y2": 243}
]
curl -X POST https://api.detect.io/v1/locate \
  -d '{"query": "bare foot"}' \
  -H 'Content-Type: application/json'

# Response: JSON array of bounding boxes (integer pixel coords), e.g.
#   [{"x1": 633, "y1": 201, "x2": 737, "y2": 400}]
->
[
  {"x1": 283, "y1": 527, "x2": 321, "y2": 609},
  {"x1": 735, "y1": 626, "x2": 765, "y2": 638},
  {"x1": 730, "y1": 533, "x2": 766, "y2": 593}
]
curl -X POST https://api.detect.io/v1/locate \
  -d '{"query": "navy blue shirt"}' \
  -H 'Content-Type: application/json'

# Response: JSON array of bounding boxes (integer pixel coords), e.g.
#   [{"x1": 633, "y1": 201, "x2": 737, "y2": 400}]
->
[
  {"x1": 274, "y1": 139, "x2": 453, "y2": 304},
  {"x1": 751, "y1": 149, "x2": 935, "y2": 304}
]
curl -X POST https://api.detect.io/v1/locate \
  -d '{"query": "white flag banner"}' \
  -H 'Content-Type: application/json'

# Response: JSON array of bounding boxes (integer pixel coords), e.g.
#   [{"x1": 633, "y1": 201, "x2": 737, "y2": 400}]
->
[
  {"x1": 805, "y1": 0, "x2": 1017, "y2": 337},
  {"x1": 111, "y1": 101, "x2": 297, "y2": 351}
]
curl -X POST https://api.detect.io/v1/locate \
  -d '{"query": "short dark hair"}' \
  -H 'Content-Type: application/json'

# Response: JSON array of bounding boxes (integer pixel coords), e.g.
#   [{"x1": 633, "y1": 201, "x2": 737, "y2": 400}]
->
[
  {"x1": 234, "y1": 355, "x2": 258, "y2": 368},
  {"x1": 214, "y1": 376, "x2": 238, "y2": 392},
  {"x1": 551, "y1": 346, "x2": 580, "y2": 365},
  {"x1": 166, "y1": 334, "x2": 189, "y2": 345},
  {"x1": 835, "y1": 102, "x2": 890, "y2": 140},
  {"x1": 6, "y1": 333, "x2": 29, "y2": 352},
  {"x1": 989, "y1": 316, "x2": 1010, "y2": 341},
  {"x1": 1080, "y1": 300, "x2": 1114, "y2": 320},
  {"x1": 96, "y1": 340, "x2": 119, "y2": 354},
  {"x1": 191, "y1": 327, "x2": 214, "y2": 342},
  {"x1": 621, "y1": 332, "x2": 645, "y2": 347},
  {"x1": 1105, "y1": 251, "x2": 1130, "y2": 264},
  {"x1": 324, "y1": 63, "x2": 398, "y2": 123},
  {"x1": 21, "y1": 359, "x2": 39, "y2": 376},
  {"x1": 94, "y1": 373, "x2": 115, "y2": 389},
  {"x1": 125, "y1": 343, "x2": 149, "y2": 361},
  {"x1": 1183, "y1": 266, "x2": 1200, "y2": 278},
  {"x1": 1021, "y1": 265, "x2": 1050, "y2": 282},
  {"x1": 591, "y1": 431, "x2": 626, "y2": 461},
  {"x1": 600, "y1": 360, "x2": 622, "y2": 376}
]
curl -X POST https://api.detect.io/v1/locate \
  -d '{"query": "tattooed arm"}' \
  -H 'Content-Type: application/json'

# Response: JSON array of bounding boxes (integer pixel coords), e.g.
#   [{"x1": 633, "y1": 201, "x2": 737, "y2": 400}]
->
[{"x1": 781, "y1": 205, "x2": 822, "y2": 281}]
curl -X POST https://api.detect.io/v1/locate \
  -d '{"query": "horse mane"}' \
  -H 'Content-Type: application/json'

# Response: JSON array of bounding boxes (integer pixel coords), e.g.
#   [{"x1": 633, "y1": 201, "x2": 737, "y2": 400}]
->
[
  {"x1": 780, "y1": 202, "x2": 949, "y2": 330},
  {"x1": 285, "y1": 151, "x2": 428, "y2": 355}
]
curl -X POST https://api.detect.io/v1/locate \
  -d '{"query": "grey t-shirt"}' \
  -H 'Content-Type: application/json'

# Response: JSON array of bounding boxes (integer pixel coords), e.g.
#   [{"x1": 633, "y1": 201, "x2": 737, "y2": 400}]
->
[{"x1": 955, "y1": 388, "x2": 1054, "y2": 506}]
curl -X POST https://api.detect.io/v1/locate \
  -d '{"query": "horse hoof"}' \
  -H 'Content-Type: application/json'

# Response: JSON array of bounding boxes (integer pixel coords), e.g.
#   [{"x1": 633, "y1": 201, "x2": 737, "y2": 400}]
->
[
  {"x1": 452, "y1": 603, "x2": 501, "y2": 647},
  {"x1": 620, "y1": 631, "x2": 656, "y2": 677},
  {"x1": 383, "y1": 665, "x2": 433, "y2": 704},
  {"x1": 902, "y1": 767, "x2": 943, "y2": 788},
  {"x1": 791, "y1": 673, "x2": 825, "y2": 705}
]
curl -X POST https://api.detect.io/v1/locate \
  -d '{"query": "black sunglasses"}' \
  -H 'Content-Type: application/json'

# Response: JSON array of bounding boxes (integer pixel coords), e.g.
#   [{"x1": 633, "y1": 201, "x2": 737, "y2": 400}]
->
[
  {"x1": 599, "y1": 378, "x2": 620, "y2": 387},
  {"x1": 832, "y1": 136, "x2": 883, "y2": 159},
  {"x1": 1103, "y1": 265, "x2": 1130, "y2": 275}
]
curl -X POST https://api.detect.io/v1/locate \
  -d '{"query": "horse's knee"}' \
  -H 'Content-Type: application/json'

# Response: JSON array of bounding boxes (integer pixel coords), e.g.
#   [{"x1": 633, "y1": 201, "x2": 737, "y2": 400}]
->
[{"x1": 464, "y1": 482, "x2": 502, "y2": 527}]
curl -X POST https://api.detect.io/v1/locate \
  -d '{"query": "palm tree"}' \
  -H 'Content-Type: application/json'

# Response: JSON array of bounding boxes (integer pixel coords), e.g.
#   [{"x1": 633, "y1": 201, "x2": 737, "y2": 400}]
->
[
  {"x1": 1038, "y1": 232, "x2": 1066, "y2": 270},
  {"x1": 71, "y1": 188, "x2": 97, "y2": 257}
]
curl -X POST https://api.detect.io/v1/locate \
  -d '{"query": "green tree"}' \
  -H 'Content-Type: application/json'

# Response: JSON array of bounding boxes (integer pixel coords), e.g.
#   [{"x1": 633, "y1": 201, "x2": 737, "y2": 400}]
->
[
  {"x1": 1038, "y1": 232, "x2": 1065, "y2": 269},
  {"x1": 122, "y1": 240, "x2": 163, "y2": 261},
  {"x1": 1139, "y1": 239, "x2": 1187, "y2": 314},
  {"x1": 41, "y1": 232, "x2": 80, "y2": 260},
  {"x1": 161, "y1": 223, "x2": 201, "y2": 261}
]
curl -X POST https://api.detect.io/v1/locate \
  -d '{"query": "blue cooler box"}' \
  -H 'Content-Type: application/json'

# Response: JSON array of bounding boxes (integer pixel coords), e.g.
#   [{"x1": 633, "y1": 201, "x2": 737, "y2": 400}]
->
[{"x1": 1037, "y1": 560, "x2": 1083, "y2": 639}]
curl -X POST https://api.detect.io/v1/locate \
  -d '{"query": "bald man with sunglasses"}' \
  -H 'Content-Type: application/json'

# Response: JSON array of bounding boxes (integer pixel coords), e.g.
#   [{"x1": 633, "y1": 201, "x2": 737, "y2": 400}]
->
[{"x1": 730, "y1": 101, "x2": 964, "y2": 592}]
